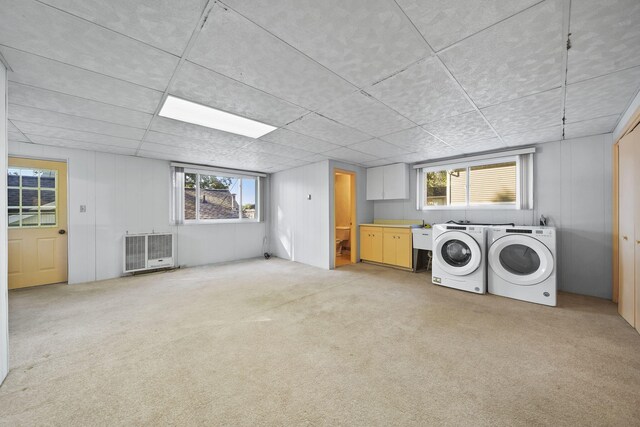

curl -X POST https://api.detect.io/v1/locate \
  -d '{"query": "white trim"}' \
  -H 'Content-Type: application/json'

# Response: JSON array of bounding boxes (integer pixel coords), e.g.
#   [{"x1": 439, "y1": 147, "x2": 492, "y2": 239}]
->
[
  {"x1": 170, "y1": 161, "x2": 267, "y2": 178},
  {"x1": 613, "y1": 86, "x2": 640, "y2": 140},
  {"x1": 413, "y1": 147, "x2": 536, "y2": 169}
]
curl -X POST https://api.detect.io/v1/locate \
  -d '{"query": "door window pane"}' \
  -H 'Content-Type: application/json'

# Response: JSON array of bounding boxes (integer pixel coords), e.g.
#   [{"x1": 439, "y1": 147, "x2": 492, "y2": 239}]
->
[
  {"x1": 499, "y1": 244, "x2": 540, "y2": 275},
  {"x1": 8, "y1": 188, "x2": 19, "y2": 206},
  {"x1": 21, "y1": 170, "x2": 38, "y2": 188},
  {"x1": 469, "y1": 161, "x2": 516, "y2": 205},
  {"x1": 8, "y1": 208, "x2": 20, "y2": 227},
  {"x1": 7, "y1": 169, "x2": 20, "y2": 187},
  {"x1": 21, "y1": 207, "x2": 39, "y2": 226},
  {"x1": 22, "y1": 189, "x2": 39, "y2": 207},
  {"x1": 40, "y1": 207, "x2": 57, "y2": 225},
  {"x1": 40, "y1": 170, "x2": 56, "y2": 188},
  {"x1": 41, "y1": 190, "x2": 56, "y2": 206}
]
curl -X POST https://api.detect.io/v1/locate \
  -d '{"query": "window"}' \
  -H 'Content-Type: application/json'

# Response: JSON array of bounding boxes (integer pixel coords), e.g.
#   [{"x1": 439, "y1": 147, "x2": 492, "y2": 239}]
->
[
  {"x1": 7, "y1": 167, "x2": 58, "y2": 227},
  {"x1": 418, "y1": 153, "x2": 532, "y2": 210},
  {"x1": 173, "y1": 166, "x2": 261, "y2": 223}
]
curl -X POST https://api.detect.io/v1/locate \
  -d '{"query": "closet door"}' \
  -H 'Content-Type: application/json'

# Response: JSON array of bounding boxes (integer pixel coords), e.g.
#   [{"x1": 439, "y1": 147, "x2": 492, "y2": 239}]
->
[{"x1": 618, "y1": 130, "x2": 636, "y2": 327}]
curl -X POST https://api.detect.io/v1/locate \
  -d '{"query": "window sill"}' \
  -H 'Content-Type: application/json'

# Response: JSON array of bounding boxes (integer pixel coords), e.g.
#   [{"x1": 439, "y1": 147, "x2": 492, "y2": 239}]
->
[
  {"x1": 419, "y1": 206, "x2": 531, "y2": 211},
  {"x1": 179, "y1": 219, "x2": 261, "y2": 225}
]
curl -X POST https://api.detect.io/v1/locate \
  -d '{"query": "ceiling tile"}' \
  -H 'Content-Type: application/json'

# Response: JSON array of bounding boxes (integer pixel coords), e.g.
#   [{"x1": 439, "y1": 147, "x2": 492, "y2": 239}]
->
[
  {"x1": 367, "y1": 57, "x2": 474, "y2": 124},
  {"x1": 188, "y1": 4, "x2": 355, "y2": 111},
  {"x1": 301, "y1": 153, "x2": 332, "y2": 164},
  {"x1": 422, "y1": 111, "x2": 498, "y2": 145},
  {"x1": 382, "y1": 127, "x2": 462, "y2": 159},
  {"x1": 501, "y1": 126, "x2": 562, "y2": 147},
  {"x1": 323, "y1": 147, "x2": 377, "y2": 165},
  {"x1": 1, "y1": 47, "x2": 162, "y2": 113},
  {"x1": 438, "y1": 0, "x2": 564, "y2": 107},
  {"x1": 8, "y1": 105, "x2": 146, "y2": 140},
  {"x1": 361, "y1": 159, "x2": 392, "y2": 168},
  {"x1": 564, "y1": 115, "x2": 620, "y2": 140},
  {"x1": 149, "y1": 117, "x2": 255, "y2": 149},
  {"x1": 25, "y1": 134, "x2": 138, "y2": 156},
  {"x1": 8, "y1": 82, "x2": 153, "y2": 129},
  {"x1": 8, "y1": 132, "x2": 31, "y2": 143},
  {"x1": 242, "y1": 140, "x2": 315, "y2": 160},
  {"x1": 221, "y1": 0, "x2": 430, "y2": 87},
  {"x1": 138, "y1": 141, "x2": 236, "y2": 157},
  {"x1": 143, "y1": 131, "x2": 240, "y2": 154},
  {"x1": 284, "y1": 113, "x2": 370, "y2": 146},
  {"x1": 170, "y1": 61, "x2": 307, "y2": 127},
  {"x1": 13, "y1": 121, "x2": 140, "y2": 149},
  {"x1": 565, "y1": 67, "x2": 640, "y2": 123},
  {"x1": 38, "y1": 0, "x2": 207, "y2": 55},
  {"x1": 348, "y1": 138, "x2": 409, "y2": 159},
  {"x1": 259, "y1": 129, "x2": 340, "y2": 154},
  {"x1": 452, "y1": 137, "x2": 506, "y2": 154},
  {"x1": 0, "y1": 0, "x2": 179, "y2": 90},
  {"x1": 317, "y1": 91, "x2": 415, "y2": 136},
  {"x1": 397, "y1": 0, "x2": 540, "y2": 51},
  {"x1": 482, "y1": 89, "x2": 563, "y2": 136},
  {"x1": 567, "y1": 0, "x2": 640, "y2": 83}
]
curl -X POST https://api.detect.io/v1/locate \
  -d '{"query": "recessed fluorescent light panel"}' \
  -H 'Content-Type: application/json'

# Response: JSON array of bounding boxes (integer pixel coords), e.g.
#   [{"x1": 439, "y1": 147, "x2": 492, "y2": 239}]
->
[{"x1": 158, "y1": 95, "x2": 277, "y2": 138}]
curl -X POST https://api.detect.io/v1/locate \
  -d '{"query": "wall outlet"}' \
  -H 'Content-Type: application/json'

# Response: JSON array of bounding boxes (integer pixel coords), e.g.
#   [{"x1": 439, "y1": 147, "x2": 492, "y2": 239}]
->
[
  {"x1": 80, "y1": 205, "x2": 86, "y2": 213},
  {"x1": 307, "y1": 194, "x2": 311, "y2": 200}
]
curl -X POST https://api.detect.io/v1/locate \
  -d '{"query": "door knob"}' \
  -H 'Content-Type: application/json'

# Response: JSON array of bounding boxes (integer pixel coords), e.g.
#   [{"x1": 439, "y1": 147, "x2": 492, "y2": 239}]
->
[
  {"x1": 58, "y1": 229, "x2": 66, "y2": 235},
  {"x1": 623, "y1": 235, "x2": 628, "y2": 240}
]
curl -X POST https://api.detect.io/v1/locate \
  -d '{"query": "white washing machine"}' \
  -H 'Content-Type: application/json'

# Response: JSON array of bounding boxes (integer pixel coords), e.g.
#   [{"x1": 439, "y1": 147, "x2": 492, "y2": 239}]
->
[
  {"x1": 432, "y1": 224, "x2": 487, "y2": 294},
  {"x1": 487, "y1": 226, "x2": 557, "y2": 306}
]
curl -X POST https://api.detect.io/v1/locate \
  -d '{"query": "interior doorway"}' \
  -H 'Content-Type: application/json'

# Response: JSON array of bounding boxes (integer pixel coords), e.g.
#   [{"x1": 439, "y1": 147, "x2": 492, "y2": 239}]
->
[
  {"x1": 334, "y1": 169, "x2": 356, "y2": 268},
  {"x1": 7, "y1": 157, "x2": 68, "y2": 289}
]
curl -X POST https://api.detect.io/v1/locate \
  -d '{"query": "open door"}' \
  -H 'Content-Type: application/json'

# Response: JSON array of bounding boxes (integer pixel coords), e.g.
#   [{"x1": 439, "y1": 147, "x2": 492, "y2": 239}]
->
[
  {"x1": 7, "y1": 157, "x2": 68, "y2": 289},
  {"x1": 334, "y1": 169, "x2": 356, "y2": 268}
]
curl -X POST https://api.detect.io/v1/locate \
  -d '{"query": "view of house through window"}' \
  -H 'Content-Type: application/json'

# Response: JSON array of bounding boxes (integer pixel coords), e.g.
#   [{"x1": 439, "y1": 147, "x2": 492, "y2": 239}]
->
[
  {"x1": 7, "y1": 167, "x2": 57, "y2": 227},
  {"x1": 181, "y1": 169, "x2": 259, "y2": 222},
  {"x1": 422, "y1": 158, "x2": 519, "y2": 209}
]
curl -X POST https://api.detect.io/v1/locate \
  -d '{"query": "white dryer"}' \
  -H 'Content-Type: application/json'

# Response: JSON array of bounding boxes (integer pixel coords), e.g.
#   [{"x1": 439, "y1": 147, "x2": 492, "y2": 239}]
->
[
  {"x1": 432, "y1": 224, "x2": 487, "y2": 294},
  {"x1": 487, "y1": 226, "x2": 557, "y2": 306}
]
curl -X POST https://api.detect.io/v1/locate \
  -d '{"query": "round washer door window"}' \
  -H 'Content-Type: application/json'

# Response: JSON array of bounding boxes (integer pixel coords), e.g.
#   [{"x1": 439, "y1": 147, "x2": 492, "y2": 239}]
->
[
  {"x1": 434, "y1": 231, "x2": 482, "y2": 276},
  {"x1": 442, "y1": 239, "x2": 472, "y2": 267},
  {"x1": 488, "y1": 235, "x2": 553, "y2": 286},
  {"x1": 499, "y1": 244, "x2": 541, "y2": 275}
]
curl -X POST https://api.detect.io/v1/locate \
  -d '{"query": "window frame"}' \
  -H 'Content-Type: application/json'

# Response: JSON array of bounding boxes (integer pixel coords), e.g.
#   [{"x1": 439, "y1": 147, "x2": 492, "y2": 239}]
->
[
  {"x1": 176, "y1": 166, "x2": 261, "y2": 225},
  {"x1": 418, "y1": 154, "x2": 530, "y2": 211},
  {"x1": 7, "y1": 166, "x2": 59, "y2": 228}
]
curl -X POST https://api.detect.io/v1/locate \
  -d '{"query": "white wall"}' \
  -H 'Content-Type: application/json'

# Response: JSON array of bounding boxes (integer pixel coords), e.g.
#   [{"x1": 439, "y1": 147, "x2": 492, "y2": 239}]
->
[
  {"x1": 1, "y1": 60, "x2": 8, "y2": 384},
  {"x1": 269, "y1": 160, "x2": 330, "y2": 269},
  {"x1": 374, "y1": 134, "x2": 614, "y2": 299},
  {"x1": 328, "y1": 160, "x2": 374, "y2": 267},
  {"x1": 8, "y1": 141, "x2": 267, "y2": 284}
]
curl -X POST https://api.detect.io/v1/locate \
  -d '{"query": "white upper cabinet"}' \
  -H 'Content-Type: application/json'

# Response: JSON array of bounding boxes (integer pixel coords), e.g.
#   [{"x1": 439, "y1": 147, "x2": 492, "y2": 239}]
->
[
  {"x1": 366, "y1": 163, "x2": 409, "y2": 200},
  {"x1": 366, "y1": 165, "x2": 384, "y2": 200}
]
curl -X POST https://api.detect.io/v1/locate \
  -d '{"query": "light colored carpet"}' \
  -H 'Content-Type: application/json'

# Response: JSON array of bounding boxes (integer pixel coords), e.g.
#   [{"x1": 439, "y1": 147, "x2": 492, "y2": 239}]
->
[{"x1": 1, "y1": 258, "x2": 639, "y2": 426}]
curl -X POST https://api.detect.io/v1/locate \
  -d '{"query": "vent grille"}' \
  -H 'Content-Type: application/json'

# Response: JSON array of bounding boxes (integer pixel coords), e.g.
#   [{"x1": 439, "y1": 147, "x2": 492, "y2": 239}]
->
[
  {"x1": 125, "y1": 235, "x2": 146, "y2": 271},
  {"x1": 148, "y1": 234, "x2": 172, "y2": 260}
]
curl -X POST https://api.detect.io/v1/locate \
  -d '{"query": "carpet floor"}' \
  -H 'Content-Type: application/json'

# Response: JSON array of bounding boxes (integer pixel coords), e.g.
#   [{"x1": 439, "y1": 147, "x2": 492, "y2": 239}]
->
[{"x1": 1, "y1": 258, "x2": 639, "y2": 426}]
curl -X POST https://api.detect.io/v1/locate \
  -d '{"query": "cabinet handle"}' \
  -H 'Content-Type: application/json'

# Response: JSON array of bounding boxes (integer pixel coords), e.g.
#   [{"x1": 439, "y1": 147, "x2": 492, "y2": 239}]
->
[{"x1": 623, "y1": 236, "x2": 628, "y2": 240}]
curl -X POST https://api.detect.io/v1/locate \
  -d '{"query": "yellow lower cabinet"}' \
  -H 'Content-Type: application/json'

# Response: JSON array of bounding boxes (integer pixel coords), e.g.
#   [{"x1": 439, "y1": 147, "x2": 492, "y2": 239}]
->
[
  {"x1": 395, "y1": 232, "x2": 412, "y2": 268},
  {"x1": 383, "y1": 231, "x2": 397, "y2": 265},
  {"x1": 360, "y1": 226, "x2": 383, "y2": 263}
]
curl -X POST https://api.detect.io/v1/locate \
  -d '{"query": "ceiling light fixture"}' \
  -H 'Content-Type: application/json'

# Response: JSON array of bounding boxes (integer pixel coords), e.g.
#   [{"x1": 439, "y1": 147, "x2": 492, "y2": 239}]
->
[{"x1": 158, "y1": 95, "x2": 277, "y2": 138}]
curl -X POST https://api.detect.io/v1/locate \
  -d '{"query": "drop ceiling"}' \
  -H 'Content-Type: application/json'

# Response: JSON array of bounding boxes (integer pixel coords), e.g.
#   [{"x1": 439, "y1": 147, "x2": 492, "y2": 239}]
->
[{"x1": 1, "y1": 0, "x2": 639, "y2": 173}]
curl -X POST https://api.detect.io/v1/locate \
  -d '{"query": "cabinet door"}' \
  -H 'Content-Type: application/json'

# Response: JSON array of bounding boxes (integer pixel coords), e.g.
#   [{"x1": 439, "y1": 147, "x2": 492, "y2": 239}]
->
[
  {"x1": 371, "y1": 231, "x2": 384, "y2": 263},
  {"x1": 396, "y1": 233, "x2": 413, "y2": 268},
  {"x1": 619, "y1": 132, "x2": 636, "y2": 327},
  {"x1": 383, "y1": 232, "x2": 397, "y2": 265},
  {"x1": 382, "y1": 163, "x2": 409, "y2": 200},
  {"x1": 360, "y1": 228, "x2": 372, "y2": 261},
  {"x1": 366, "y1": 166, "x2": 384, "y2": 200}
]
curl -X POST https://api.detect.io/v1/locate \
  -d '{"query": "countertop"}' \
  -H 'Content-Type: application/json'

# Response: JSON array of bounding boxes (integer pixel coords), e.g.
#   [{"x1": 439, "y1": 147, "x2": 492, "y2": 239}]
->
[{"x1": 359, "y1": 223, "x2": 423, "y2": 229}]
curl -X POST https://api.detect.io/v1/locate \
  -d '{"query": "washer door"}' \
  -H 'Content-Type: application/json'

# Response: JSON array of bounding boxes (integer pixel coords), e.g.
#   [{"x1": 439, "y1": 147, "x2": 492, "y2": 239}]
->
[
  {"x1": 434, "y1": 231, "x2": 482, "y2": 276},
  {"x1": 488, "y1": 235, "x2": 554, "y2": 286}
]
